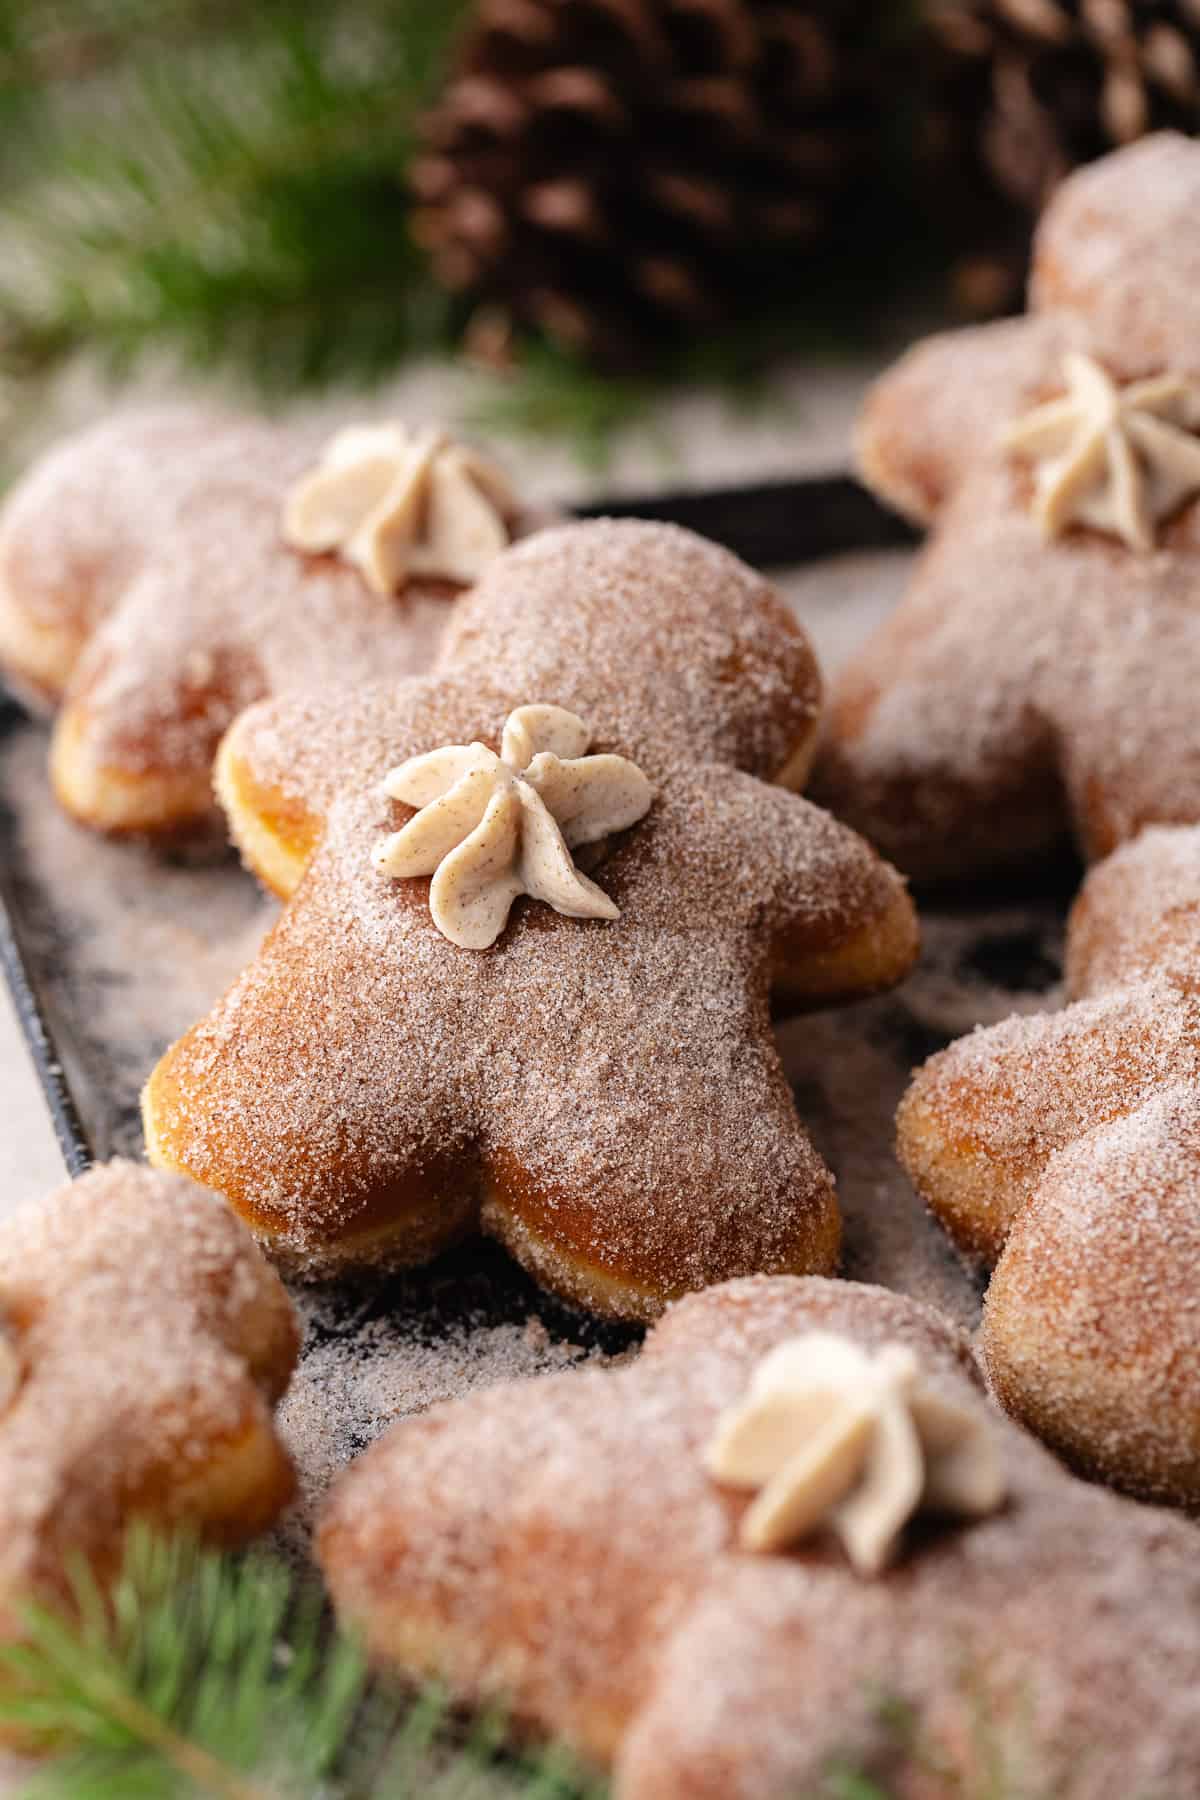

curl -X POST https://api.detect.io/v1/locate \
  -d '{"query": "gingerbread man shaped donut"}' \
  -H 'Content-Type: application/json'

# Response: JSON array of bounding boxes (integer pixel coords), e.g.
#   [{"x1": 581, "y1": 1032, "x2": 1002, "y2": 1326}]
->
[
  {"x1": 0, "y1": 1160, "x2": 297, "y2": 1647},
  {"x1": 0, "y1": 408, "x2": 524, "y2": 839},
  {"x1": 901, "y1": 824, "x2": 1200, "y2": 1507},
  {"x1": 815, "y1": 132, "x2": 1200, "y2": 883},
  {"x1": 143, "y1": 520, "x2": 918, "y2": 1320},
  {"x1": 320, "y1": 1276, "x2": 1200, "y2": 1800}
]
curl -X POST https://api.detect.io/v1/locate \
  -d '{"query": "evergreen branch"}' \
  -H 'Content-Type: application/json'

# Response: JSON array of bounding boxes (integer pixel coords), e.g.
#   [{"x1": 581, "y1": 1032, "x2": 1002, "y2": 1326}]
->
[
  {"x1": 0, "y1": 0, "x2": 466, "y2": 396},
  {"x1": 0, "y1": 1528, "x2": 603, "y2": 1799},
  {"x1": 0, "y1": 1528, "x2": 1049, "y2": 1800}
]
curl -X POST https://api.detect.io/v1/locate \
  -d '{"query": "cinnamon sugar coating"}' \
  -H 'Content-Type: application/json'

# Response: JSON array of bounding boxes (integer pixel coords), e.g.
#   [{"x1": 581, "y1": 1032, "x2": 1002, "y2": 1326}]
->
[
  {"x1": 319, "y1": 1275, "x2": 1200, "y2": 1799},
  {"x1": 0, "y1": 1160, "x2": 297, "y2": 1645},
  {"x1": 816, "y1": 133, "x2": 1200, "y2": 882},
  {"x1": 143, "y1": 520, "x2": 918, "y2": 1320},
  {"x1": 900, "y1": 824, "x2": 1200, "y2": 1504},
  {"x1": 0, "y1": 409, "x2": 520, "y2": 839}
]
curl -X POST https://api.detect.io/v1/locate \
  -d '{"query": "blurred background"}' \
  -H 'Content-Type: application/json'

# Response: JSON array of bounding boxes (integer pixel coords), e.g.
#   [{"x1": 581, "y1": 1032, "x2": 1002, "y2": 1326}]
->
[{"x1": 0, "y1": 0, "x2": 1195, "y2": 483}]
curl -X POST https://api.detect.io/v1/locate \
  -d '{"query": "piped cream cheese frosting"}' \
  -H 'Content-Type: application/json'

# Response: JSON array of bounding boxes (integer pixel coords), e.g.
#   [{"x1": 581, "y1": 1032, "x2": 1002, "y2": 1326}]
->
[
  {"x1": 706, "y1": 1330, "x2": 1005, "y2": 1574},
  {"x1": 282, "y1": 422, "x2": 517, "y2": 594},
  {"x1": 374, "y1": 703, "x2": 652, "y2": 949}
]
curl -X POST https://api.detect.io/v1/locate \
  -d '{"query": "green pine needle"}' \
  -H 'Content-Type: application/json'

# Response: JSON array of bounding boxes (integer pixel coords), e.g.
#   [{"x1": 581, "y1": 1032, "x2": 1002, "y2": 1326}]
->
[
  {"x1": 0, "y1": 0, "x2": 465, "y2": 396},
  {"x1": 0, "y1": 1528, "x2": 603, "y2": 1800}
]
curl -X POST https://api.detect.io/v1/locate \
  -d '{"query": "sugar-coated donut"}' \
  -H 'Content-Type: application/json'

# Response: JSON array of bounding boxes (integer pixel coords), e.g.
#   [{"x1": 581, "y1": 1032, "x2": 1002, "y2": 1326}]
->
[
  {"x1": 0, "y1": 1159, "x2": 298, "y2": 1646},
  {"x1": 899, "y1": 824, "x2": 1200, "y2": 1504},
  {"x1": 320, "y1": 1275, "x2": 1200, "y2": 1799},
  {"x1": 814, "y1": 134, "x2": 1200, "y2": 882},
  {"x1": 0, "y1": 410, "x2": 523, "y2": 839},
  {"x1": 143, "y1": 521, "x2": 917, "y2": 1319}
]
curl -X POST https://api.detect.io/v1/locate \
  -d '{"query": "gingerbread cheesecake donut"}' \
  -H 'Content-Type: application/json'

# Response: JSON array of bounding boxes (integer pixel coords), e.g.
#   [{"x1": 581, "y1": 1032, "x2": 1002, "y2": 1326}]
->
[
  {"x1": 0, "y1": 408, "x2": 525, "y2": 839},
  {"x1": 144, "y1": 521, "x2": 918, "y2": 1319},
  {"x1": 899, "y1": 824, "x2": 1200, "y2": 1504},
  {"x1": 815, "y1": 133, "x2": 1200, "y2": 882},
  {"x1": 0, "y1": 1159, "x2": 297, "y2": 1648},
  {"x1": 320, "y1": 1275, "x2": 1200, "y2": 1799}
]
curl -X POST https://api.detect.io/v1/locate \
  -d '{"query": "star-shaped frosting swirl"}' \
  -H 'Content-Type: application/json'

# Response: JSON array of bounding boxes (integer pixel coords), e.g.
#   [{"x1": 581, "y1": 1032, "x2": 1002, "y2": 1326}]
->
[
  {"x1": 374, "y1": 704, "x2": 652, "y2": 949},
  {"x1": 1004, "y1": 352, "x2": 1200, "y2": 553},
  {"x1": 282, "y1": 422, "x2": 517, "y2": 594},
  {"x1": 705, "y1": 1331, "x2": 1005, "y2": 1575}
]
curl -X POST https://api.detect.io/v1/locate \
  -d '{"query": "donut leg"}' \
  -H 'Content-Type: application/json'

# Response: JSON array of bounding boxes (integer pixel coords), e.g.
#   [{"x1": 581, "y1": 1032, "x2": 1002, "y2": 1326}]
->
[
  {"x1": 142, "y1": 883, "x2": 482, "y2": 1272},
  {"x1": 982, "y1": 1080, "x2": 1200, "y2": 1505},
  {"x1": 1064, "y1": 825, "x2": 1200, "y2": 1000},
  {"x1": 898, "y1": 983, "x2": 1199, "y2": 1264},
  {"x1": 856, "y1": 314, "x2": 1066, "y2": 525},
  {"x1": 482, "y1": 1033, "x2": 840, "y2": 1323},
  {"x1": 734, "y1": 781, "x2": 918, "y2": 1010},
  {"x1": 0, "y1": 576, "x2": 85, "y2": 712},
  {"x1": 319, "y1": 1371, "x2": 661, "y2": 1767},
  {"x1": 50, "y1": 579, "x2": 266, "y2": 838},
  {"x1": 814, "y1": 535, "x2": 1064, "y2": 883},
  {"x1": 617, "y1": 1576, "x2": 901, "y2": 1800},
  {"x1": 1057, "y1": 618, "x2": 1200, "y2": 863}
]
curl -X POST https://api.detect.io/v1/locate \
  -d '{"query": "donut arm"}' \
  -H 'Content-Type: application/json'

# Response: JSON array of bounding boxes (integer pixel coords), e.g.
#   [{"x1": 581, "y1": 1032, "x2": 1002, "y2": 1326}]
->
[
  {"x1": 216, "y1": 689, "x2": 397, "y2": 900},
  {"x1": 724, "y1": 776, "x2": 918, "y2": 1007},
  {"x1": 856, "y1": 315, "x2": 1071, "y2": 527},
  {"x1": 1066, "y1": 826, "x2": 1200, "y2": 997},
  {"x1": 897, "y1": 983, "x2": 1197, "y2": 1265},
  {"x1": 0, "y1": 411, "x2": 215, "y2": 708},
  {"x1": 983, "y1": 1082, "x2": 1200, "y2": 1504},
  {"x1": 318, "y1": 1372, "x2": 674, "y2": 1760},
  {"x1": 142, "y1": 858, "x2": 485, "y2": 1273},
  {"x1": 216, "y1": 676, "x2": 514, "y2": 899}
]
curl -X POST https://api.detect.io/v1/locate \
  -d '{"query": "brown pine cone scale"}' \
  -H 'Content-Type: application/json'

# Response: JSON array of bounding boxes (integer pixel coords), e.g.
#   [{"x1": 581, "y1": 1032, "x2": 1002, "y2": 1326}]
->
[
  {"x1": 412, "y1": 0, "x2": 890, "y2": 366},
  {"x1": 929, "y1": 0, "x2": 1200, "y2": 213}
]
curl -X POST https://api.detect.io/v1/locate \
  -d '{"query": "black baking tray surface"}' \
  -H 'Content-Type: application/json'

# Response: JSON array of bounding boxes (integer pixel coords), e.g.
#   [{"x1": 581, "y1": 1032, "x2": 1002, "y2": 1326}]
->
[{"x1": 0, "y1": 474, "x2": 1060, "y2": 1554}]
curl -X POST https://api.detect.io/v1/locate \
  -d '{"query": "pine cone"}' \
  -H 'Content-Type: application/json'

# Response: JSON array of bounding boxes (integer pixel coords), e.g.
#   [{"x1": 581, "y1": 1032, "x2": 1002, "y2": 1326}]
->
[
  {"x1": 928, "y1": 0, "x2": 1200, "y2": 215},
  {"x1": 412, "y1": 0, "x2": 892, "y2": 367}
]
